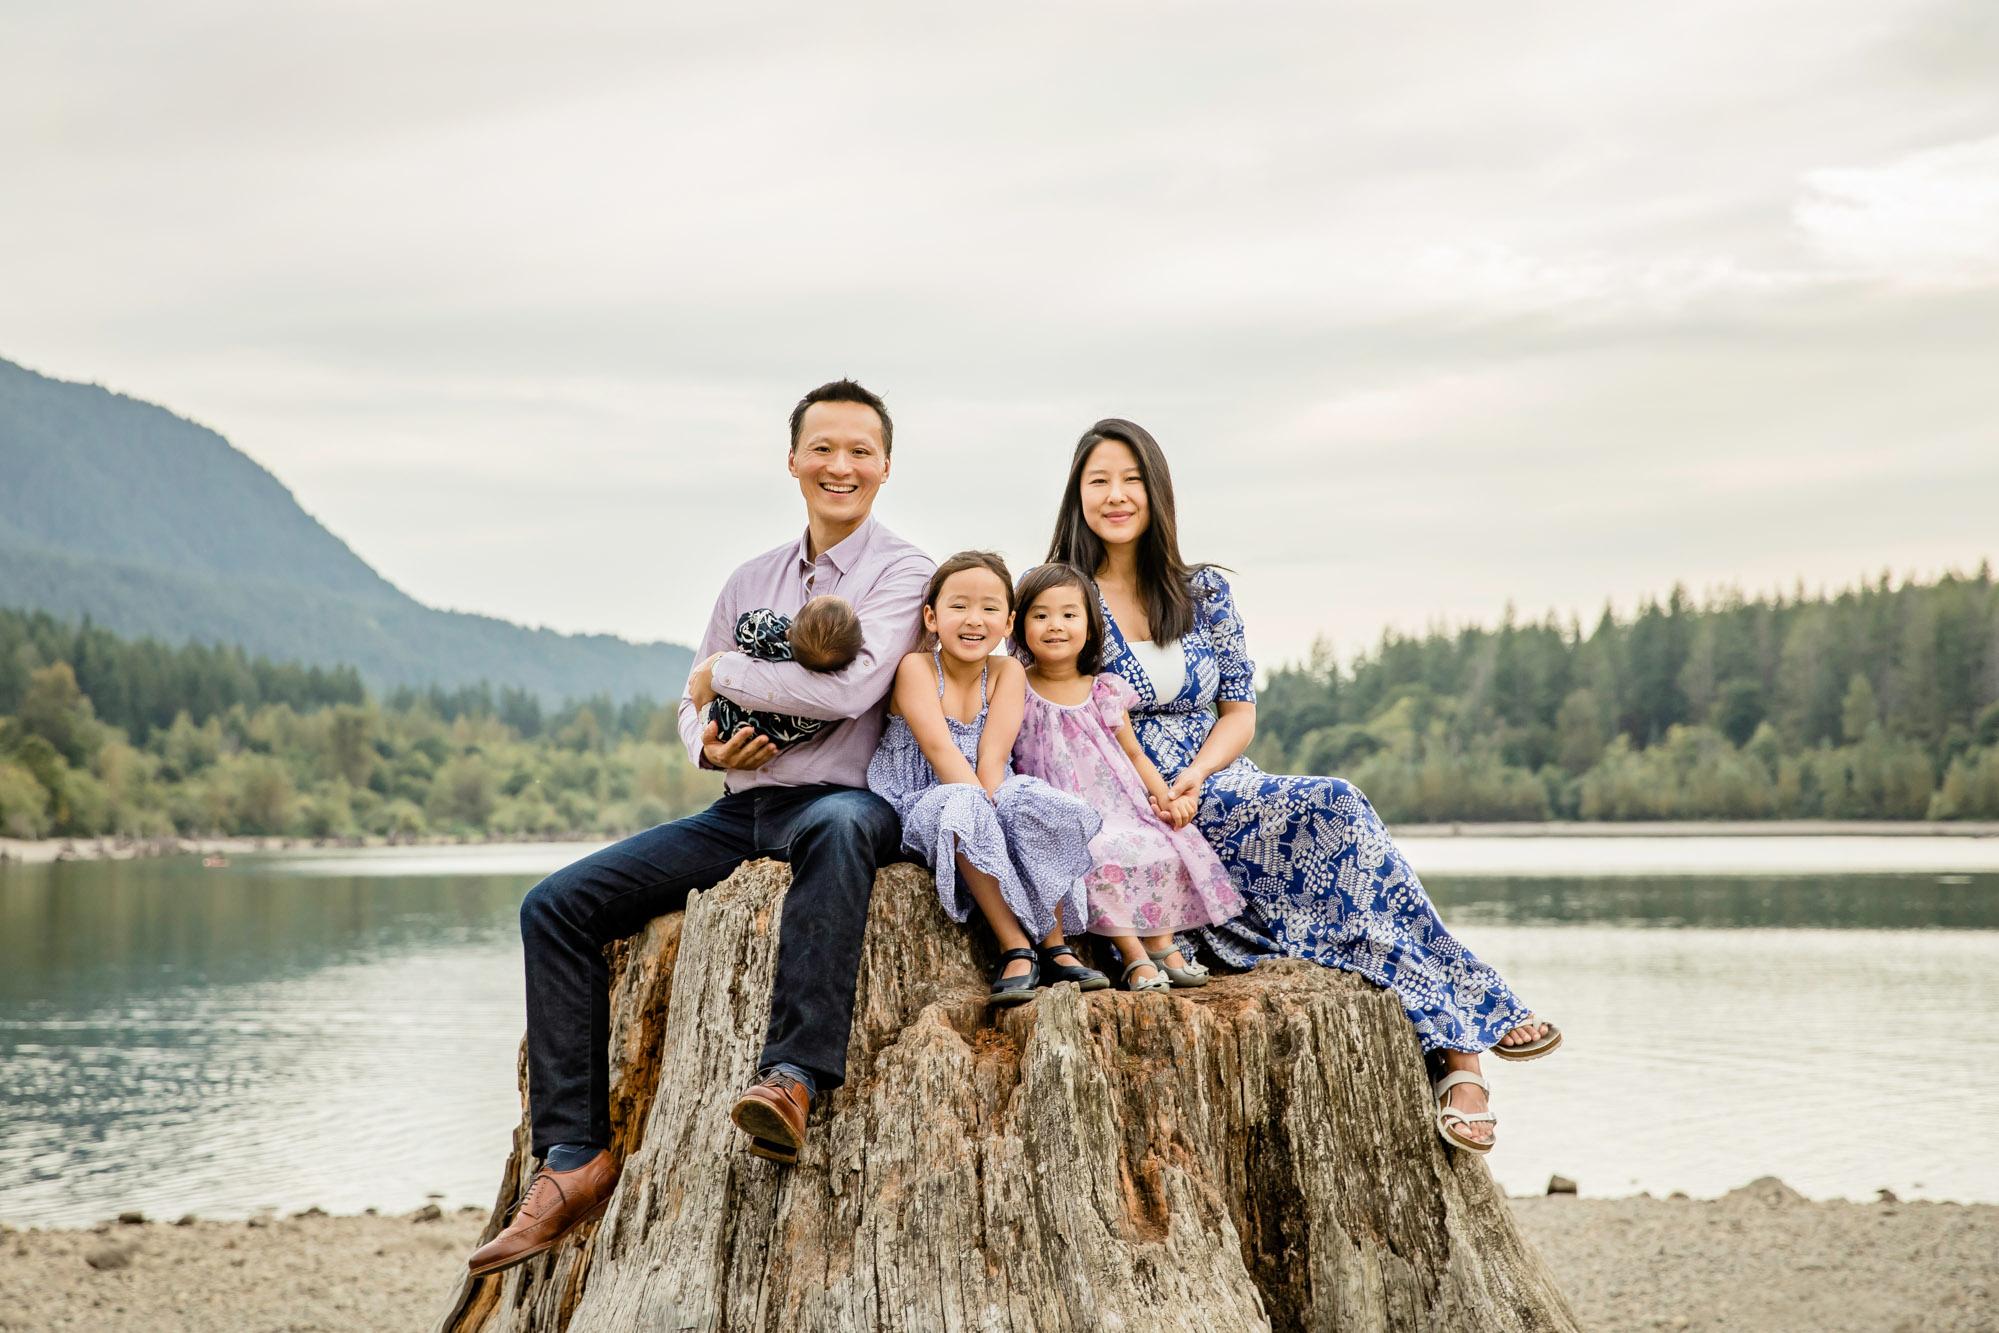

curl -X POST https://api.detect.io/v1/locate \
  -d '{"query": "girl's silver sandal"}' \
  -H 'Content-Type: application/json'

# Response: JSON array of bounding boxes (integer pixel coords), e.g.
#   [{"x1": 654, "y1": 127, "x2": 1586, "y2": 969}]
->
[
  {"x1": 1146, "y1": 946, "x2": 1210, "y2": 988},
  {"x1": 1121, "y1": 958, "x2": 1173, "y2": 993}
]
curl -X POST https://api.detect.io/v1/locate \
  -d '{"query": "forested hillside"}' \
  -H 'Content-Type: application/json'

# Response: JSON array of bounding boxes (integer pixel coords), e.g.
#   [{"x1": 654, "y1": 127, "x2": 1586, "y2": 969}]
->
[
  {"x1": 0, "y1": 609, "x2": 717, "y2": 842},
  {"x1": 0, "y1": 355, "x2": 691, "y2": 702},
  {"x1": 1251, "y1": 567, "x2": 1999, "y2": 822},
  {"x1": 4, "y1": 569, "x2": 1997, "y2": 844}
]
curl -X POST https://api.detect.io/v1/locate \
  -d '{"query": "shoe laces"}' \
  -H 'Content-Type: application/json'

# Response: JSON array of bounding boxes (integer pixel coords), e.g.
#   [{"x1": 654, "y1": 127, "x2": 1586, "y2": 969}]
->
[
  {"x1": 755, "y1": 1068, "x2": 803, "y2": 1094},
  {"x1": 507, "y1": 1168, "x2": 570, "y2": 1223}
]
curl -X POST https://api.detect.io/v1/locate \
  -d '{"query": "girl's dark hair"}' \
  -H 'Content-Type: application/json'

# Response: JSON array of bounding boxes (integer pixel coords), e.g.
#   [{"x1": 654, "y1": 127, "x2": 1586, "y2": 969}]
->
[
  {"x1": 925, "y1": 550, "x2": 1016, "y2": 614},
  {"x1": 1012, "y1": 563, "x2": 1106, "y2": 674},
  {"x1": 1046, "y1": 417, "x2": 1203, "y2": 644}
]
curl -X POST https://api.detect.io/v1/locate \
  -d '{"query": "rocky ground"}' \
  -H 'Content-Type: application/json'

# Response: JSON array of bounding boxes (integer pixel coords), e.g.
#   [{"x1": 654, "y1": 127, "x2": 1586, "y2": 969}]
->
[
  {"x1": 0, "y1": 1206, "x2": 487, "y2": 1333},
  {"x1": 1511, "y1": 1179, "x2": 1998, "y2": 1332},
  {"x1": 0, "y1": 1182, "x2": 1993, "y2": 1332}
]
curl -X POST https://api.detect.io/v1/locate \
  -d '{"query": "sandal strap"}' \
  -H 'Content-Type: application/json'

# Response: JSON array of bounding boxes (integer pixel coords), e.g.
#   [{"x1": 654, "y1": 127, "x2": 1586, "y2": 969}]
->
[
  {"x1": 998, "y1": 947, "x2": 1039, "y2": 963},
  {"x1": 1121, "y1": 958, "x2": 1158, "y2": 980},
  {"x1": 1438, "y1": 1107, "x2": 1497, "y2": 1126},
  {"x1": 1432, "y1": 1070, "x2": 1488, "y2": 1098}
]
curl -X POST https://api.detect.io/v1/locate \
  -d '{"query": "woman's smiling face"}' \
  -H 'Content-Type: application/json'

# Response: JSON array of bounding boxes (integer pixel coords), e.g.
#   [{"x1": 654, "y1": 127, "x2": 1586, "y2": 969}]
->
[
  {"x1": 1018, "y1": 583, "x2": 1090, "y2": 672},
  {"x1": 924, "y1": 567, "x2": 1012, "y2": 664},
  {"x1": 1079, "y1": 438, "x2": 1149, "y2": 549}
]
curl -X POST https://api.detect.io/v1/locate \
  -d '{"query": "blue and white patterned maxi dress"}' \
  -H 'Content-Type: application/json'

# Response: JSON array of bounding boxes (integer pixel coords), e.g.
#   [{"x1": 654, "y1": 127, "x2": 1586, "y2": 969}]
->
[
  {"x1": 867, "y1": 652, "x2": 1101, "y2": 940},
  {"x1": 1101, "y1": 568, "x2": 1534, "y2": 1054}
]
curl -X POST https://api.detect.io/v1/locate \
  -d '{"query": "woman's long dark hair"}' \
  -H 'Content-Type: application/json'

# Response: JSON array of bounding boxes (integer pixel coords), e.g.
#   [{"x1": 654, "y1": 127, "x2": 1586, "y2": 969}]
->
[{"x1": 1046, "y1": 418, "x2": 1200, "y2": 644}]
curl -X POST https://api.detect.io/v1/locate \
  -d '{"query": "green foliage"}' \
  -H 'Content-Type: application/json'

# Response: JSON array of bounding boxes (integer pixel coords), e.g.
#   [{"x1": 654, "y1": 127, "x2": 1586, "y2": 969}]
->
[
  {"x1": 0, "y1": 605, "x2": 363, "y2": 744},
  {"x1": 1256, "y1": 566, "x2": 1999, "y2": 822},
  {"x1": 0, "y1": 619, "x2": 721, "y2": 841},
  {"x1": 1930, "y1": 746, "x2": 1999, "y2": 820}
]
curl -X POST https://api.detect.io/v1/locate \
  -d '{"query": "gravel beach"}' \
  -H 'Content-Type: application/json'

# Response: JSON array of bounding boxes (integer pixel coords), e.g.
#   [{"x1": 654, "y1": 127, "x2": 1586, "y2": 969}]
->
[{"x1": 1, "y1": 1182, "x2": 1994, "y2": 1331}]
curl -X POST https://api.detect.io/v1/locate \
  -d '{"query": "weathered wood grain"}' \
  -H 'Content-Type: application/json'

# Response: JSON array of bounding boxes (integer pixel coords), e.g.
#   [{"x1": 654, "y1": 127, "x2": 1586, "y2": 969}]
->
[{"x1": 433, "y1": 861, "x2": 1577, "y2": 1333}]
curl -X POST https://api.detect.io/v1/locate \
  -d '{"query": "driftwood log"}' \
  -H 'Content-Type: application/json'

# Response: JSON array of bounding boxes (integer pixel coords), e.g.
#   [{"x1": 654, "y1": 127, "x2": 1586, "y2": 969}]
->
[{"x1": 432, "y1": 861, "x2": 1579, "y2": 1333}]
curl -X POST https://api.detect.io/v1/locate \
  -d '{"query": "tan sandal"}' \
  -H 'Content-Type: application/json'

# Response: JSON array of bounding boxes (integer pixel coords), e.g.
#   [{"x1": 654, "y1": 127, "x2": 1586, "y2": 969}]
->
[
  {"x1": 1433, "y1": 1071, "x2": 1496, "y2": 1154},
  {"x1": 1490, "y1": 1018, "x2": 1561, "y2": 1062}
]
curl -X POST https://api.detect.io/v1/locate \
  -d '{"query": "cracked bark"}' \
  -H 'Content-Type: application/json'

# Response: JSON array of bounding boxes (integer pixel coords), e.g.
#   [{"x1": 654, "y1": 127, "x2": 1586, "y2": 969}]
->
[{"x1": 432, "y1": 861, "x2": 1579, "y2": 1333}]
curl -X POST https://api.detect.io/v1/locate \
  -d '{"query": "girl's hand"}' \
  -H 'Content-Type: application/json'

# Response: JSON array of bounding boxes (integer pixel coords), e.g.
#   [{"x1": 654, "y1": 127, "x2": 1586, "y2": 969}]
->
[{"x1": 1167, "y1": 791, "x2": 1199, "y2": 828}]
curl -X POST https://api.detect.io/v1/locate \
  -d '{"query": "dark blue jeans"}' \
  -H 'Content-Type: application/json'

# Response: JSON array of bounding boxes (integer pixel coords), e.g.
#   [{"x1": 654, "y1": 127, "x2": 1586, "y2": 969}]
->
[{"x1": 517, "y1": 783, "x2": 901, "y2": 1154}]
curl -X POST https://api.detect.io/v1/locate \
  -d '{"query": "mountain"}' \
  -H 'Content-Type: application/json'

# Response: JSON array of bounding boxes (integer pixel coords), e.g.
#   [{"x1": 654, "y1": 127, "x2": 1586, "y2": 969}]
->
[{"x1": 0, "y1": 355, "x2": 692, "y2": 702}]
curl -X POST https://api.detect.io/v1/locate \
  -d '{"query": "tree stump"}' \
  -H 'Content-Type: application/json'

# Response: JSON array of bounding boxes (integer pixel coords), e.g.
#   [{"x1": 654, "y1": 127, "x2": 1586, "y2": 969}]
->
[{"x1": 432, "y1": 861, "x2": 1579, "y2": 1333}]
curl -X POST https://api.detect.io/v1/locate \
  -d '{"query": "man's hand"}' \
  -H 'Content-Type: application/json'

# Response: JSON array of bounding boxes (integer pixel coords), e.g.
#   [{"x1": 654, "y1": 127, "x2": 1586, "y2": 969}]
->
[
  {"x1": 686, "y1": 652, "x2": 727, "y2": 710},
  {"x1": 702, "y1": 719, "x2": 779, "y2": 771}
]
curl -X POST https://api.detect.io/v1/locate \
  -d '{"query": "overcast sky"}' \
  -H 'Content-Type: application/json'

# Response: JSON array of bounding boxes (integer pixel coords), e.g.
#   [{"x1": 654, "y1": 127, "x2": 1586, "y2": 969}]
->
[{"x1": 4, "y1": 0, "x2": 1996, "y2": 670}]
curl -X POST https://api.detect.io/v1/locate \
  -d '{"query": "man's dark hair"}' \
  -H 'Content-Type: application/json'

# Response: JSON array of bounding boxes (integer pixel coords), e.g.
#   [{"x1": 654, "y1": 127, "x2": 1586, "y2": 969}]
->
[
  {"x1": 789, "y1": 379, "x2": 893, "y2": 457},
  {"x1": 789, "y1": 595, "x2": 866, "y2": 672}
]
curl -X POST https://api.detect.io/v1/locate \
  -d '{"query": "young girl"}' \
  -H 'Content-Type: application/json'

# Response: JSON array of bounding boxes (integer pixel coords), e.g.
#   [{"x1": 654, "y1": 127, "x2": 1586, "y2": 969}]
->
[
  {"x1": 867, "y1": 552, "x2": 1112, "y2": 1005},
  {"x1": 1009, "y1": 562, "x2": 1244, "y2": 992}
]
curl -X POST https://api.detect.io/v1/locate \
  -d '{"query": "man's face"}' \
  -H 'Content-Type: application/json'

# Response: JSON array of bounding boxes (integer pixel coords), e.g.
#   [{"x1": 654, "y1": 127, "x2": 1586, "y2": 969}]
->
[{"x1": 788, "y1": 400, "x2": 890, "y2": 531}]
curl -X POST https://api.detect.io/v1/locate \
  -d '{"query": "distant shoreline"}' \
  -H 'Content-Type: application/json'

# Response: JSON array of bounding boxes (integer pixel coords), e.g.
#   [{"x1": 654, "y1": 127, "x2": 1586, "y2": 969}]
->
[
  {"x1": 0, "y1": 831, "x2": 610, "y2": 866},
  {"x1": 6, "y1": 819, "x2": 1998, "y2": 867},
  {"x1": 1392, "y1": 819, "x2": 1999, "y2": 838}
]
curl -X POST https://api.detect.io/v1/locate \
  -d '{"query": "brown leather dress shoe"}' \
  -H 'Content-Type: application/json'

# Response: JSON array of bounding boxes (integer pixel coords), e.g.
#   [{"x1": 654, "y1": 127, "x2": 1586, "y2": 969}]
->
[
  {"x1": 466, "y1": 1150, "x2": 620, "y2": 1276},
  {"x1": 730, "y1": 1069, "x2": 809, "y2": 1164}
]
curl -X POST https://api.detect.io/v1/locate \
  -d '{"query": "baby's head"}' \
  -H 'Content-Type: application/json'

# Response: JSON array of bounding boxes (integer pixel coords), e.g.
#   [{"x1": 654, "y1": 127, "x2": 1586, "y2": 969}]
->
[
  {"x1": 1012, "y1": 563, "x2": 1105, "y2": 674},
  {"x1": 789, "y1": 595, "x2": 865, "y2": 672}
]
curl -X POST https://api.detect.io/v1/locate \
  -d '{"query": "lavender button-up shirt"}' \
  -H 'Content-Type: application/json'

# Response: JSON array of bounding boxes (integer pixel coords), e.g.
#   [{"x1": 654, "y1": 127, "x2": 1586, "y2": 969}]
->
[{"x1": 677, "y1": 516, "x2": 934, "y2": 793}]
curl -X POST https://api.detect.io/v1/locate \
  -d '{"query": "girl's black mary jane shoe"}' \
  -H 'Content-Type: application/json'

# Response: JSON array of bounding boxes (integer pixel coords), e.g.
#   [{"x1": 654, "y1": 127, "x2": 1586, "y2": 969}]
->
[
  {"x1": 1035, "y1": 942, "x2": 1111, "y2": 992},
  {"x1": 987, "y1": 948, "x2": 1041, "y2": 1006}
]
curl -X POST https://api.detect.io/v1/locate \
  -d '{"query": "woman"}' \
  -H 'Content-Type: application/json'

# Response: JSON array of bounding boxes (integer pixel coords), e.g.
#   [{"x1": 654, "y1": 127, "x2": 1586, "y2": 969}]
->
[{"x1": 1043, "y1": 418, "x2": 1558, "y2": 1152}]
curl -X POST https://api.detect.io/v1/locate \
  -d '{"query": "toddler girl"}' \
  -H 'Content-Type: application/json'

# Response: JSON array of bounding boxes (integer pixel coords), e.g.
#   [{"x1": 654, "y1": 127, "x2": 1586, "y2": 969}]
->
[
  {"x1": 1009, "y1": 562, "x2": 1243, "y2": 992},
  {"x1": 867, "y1": 552, "x2": 1111, "y2": 1004}
]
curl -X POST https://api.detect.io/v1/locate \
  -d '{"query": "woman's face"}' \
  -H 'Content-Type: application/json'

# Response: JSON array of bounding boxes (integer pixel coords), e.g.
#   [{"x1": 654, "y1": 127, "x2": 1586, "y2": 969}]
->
[
  {"x1": 924, "y1": 568, "x2": 1011, "y2": 664},
  {"x1": 1018, "y1": 583, "x2": 1090, "y2": 673},
  {"x1": 1078, "y1": 438, "x2": 1149, "y2": 550}
]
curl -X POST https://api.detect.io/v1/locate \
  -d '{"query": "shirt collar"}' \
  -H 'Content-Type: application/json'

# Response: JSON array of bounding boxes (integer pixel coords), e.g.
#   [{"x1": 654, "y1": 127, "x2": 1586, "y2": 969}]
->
[{"x1": 796, "y1": 515, "x2": 877, "y2": 576}]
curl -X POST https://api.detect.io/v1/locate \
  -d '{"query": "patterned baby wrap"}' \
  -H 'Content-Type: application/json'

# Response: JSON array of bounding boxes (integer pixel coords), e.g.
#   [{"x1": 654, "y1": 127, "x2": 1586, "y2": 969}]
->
[{"x1": 706, "y1": 608, "x2": 832, "y2": 751}]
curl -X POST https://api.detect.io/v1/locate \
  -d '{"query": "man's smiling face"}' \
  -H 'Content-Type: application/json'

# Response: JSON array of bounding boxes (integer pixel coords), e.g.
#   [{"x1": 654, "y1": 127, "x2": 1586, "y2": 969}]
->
[{"x1": 788, "y1": 400, "x2": 889, "y2": 533}]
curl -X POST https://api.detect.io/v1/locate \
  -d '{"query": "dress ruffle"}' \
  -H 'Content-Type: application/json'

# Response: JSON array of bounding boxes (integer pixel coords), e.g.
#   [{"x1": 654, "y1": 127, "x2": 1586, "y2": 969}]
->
[{"x1": 867, "y1": 712, "x2": 1097, "y2": 939}]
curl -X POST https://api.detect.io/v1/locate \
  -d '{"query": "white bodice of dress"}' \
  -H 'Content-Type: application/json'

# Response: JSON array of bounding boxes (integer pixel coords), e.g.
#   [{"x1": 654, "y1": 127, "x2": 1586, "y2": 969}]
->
[{"x1": 1122, "y1": 635, "x2": 1186, "y2": 704}]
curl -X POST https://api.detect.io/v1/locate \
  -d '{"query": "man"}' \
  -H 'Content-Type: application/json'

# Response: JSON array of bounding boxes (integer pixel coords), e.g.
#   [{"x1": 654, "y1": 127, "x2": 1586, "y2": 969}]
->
[{"x1": 468, "y1": 379, "x2": 932, "y2": 1277}]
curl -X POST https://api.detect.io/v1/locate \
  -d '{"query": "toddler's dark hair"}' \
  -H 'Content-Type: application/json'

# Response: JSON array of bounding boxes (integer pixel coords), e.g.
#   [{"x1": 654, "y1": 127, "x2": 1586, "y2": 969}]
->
[
  {"x1": 924, "y1": 551, "x2": 1016, "y2": 614},
  {"x1": 1012, "y1": 563, "x2": 1106, "y2": 675},
  {"x1": 789, "y1": 596, "x2": 866, "y2": 672}
]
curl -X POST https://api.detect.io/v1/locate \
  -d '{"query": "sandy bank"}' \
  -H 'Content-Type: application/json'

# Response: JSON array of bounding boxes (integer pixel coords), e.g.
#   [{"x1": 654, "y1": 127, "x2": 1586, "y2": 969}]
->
[
  {"x1": 1, "y1": 1183, "x2": 1993, "y2": 1332},
  {"x1": 1512, "y1": 1180, "x2": 1997, "y2": 1333}
]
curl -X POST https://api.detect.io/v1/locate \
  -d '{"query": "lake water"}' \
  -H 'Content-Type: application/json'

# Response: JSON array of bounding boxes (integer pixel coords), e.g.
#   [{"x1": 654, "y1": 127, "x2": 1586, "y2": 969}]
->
[{"x1": 2, "y1": 836, "x2": 1997, "y2": 1228}]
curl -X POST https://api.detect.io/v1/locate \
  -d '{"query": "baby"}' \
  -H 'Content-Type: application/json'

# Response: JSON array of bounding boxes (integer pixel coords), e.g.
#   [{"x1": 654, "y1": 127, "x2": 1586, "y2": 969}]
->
[{"x1": 706, "y1": 595, "x2": 866, "y2": 750}]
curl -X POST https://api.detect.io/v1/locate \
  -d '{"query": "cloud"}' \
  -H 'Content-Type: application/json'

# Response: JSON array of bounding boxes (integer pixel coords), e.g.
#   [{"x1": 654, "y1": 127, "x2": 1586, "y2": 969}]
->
[
  {"x1": 1796, "y1": 134, "x2": 1999, "y2": 283},
  {"x1": 1, "y1": 0, "x2": 1995, "y2": 668}
]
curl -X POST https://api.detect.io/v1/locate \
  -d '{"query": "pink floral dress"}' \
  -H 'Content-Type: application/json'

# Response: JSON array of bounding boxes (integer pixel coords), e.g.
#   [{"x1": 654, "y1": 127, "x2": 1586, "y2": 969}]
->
[{"x1": 1013, "y1": 674, "x2": 1243, "y2": 936}]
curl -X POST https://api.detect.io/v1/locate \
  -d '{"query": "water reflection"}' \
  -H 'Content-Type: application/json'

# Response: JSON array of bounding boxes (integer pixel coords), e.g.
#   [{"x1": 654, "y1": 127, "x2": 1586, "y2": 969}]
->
[
  {"x1": 0, "y1": 858, "x2": 528, "y2": 1005},
  {"x1": 0, "y1": 858, "x2": 532, "y2": 1229},
  {"x1": 1, "y1": 847, "x2": 1997, "y2": 1226},
  {"x1": 1425, "y1": 871, "x2": 1999, "y2": 930}
]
